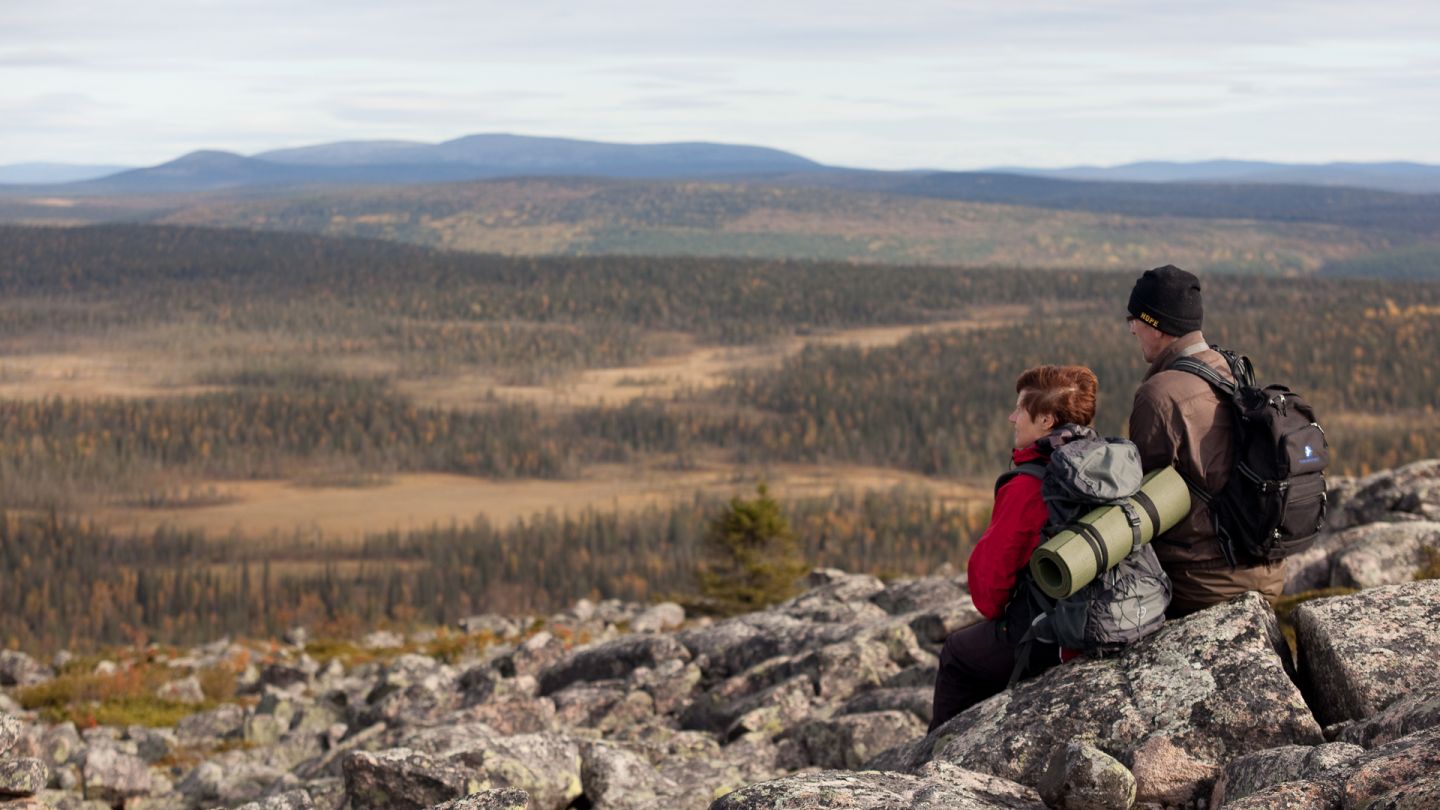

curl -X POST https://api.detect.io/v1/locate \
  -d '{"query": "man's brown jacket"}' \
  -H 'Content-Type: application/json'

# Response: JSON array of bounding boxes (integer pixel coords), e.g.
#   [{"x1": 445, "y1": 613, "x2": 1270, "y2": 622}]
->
[{"x1": 1128, "y1": 331, "x2": 1235, "y2": 567}]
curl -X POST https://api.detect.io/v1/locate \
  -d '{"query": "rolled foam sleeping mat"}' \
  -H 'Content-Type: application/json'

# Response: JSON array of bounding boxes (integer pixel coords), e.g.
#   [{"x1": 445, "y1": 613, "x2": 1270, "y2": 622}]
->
[{"x1": 1029, "y1": 466, "x2": 1191, "y2": 599}]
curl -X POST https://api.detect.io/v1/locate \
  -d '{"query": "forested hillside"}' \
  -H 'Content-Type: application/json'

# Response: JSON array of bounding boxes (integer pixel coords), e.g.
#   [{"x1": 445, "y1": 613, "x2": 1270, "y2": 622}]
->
[{"x1": 1, "y1": 223, "x2": 1437, "y2": 650}]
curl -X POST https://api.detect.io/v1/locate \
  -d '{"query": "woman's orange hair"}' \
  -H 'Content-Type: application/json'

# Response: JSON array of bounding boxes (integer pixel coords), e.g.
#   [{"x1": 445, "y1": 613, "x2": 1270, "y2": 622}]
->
[{"x1": 1015, "y1": 365, "x2": 1098, "y2": 427}]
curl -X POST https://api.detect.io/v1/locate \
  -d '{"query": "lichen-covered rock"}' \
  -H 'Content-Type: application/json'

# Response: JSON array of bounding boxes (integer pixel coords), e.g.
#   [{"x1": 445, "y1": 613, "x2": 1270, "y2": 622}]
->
[
  {"x1": 791, "y1": 710, "x2": 925, "y2": 770},
  {"x1": 79, "y1": 747, "x2": 151, "y2": 805},
  {"x1": 1337, "y1": 459, "x2": 1440, "y2": 527},
  {"x1": 28, "y1": 790, "x2": 111, "y2": 809},
  {"x1": 0, "y1": 758, "x2": 49, "y2": 798},
  {"x1": 38, "y1": 722, "x2": 83, "y2": 772},
  {"x1": 176, "y1": 703, "x2": 247, "y2": 744},
  {"x1": 1293, "y1": 580, "x2": 1440, "y2": 727},
  {"x1": 870, "y1": 593, "x2": 1321, "y2": 807},
  {"x1": 677, "y1": 614, "x2": 852, "y2": 681},
  {"x1": 579, "y1": 741, "x2": 680, "y2": 809},
  {"x1": 491, "y1": 632, "x2": 568, "y2": 679},
  {"x1": 775, "y1": 571, "x2": 888, "y2": 624},
  {"x1": 176, "y1": 754, "x2": 287, "y2": 806},
  {"x1": 1209, "y1": 742, "x2": 1363, "y2": 806},
  {"x1": 155, "y1": 674, "x2": 207, "y2": 704},
  {"x1": 1, "y1": 712, "x2": 20, "y2": 756},
  {"x1": 1340, "y1": 726, "x2": 1440, "y2": 810},
  {"x1": 233, "y1": 789, "x2": 318, "y2": 809},
  {"x1": 1036, "y1": 743, "x2": 1135, "y2": 810},
  {"x1": 538, "y1": 635, "x2": 690, "y2": 696},
  {"x1": 628, "y1": 659, "x2": 702, "y2": 716},
  {"x1": 709, "y1": 763, "x2": 1044, "y2": 809},
  {"x1": 426, "y1": 787, "x2": 531, "y2": 809},
  {"x1": 1328, "y1": 521, "x2": 1440, "y2": 589},
  {"x1": 1367, "y1": 771, "x2": 1440, "y2": 809},
  {"x1": 0, "y1": 650, "x2": 54, "y2": 687},
  {"x1": 458, "y1": 614, "x2": 521, "y2": 639},
  {"x1": 632, "y1": 602, "x2": 686, "y2": 634},
  {"x1": 1221, "y1": 779, "x2": 1343, "y2": 809},
  {"x1": 456, "y1": 695, "x2": 558, "y2": 736},
  {"x1": 124, "y1": 725, "x2": 176, "y2": 764},
  {"x1": 342, "y1": 748, "x2": 489, "y2": 810},
  {"x1": 446, "y1": 733, "x2": 584, "y2": 810},
  {"x1": 551, "y1": 682, "x2": 627, "y2": 729},
  {"x1": 1339, "y1": 688, "x2": 1440, "y2": 748}
]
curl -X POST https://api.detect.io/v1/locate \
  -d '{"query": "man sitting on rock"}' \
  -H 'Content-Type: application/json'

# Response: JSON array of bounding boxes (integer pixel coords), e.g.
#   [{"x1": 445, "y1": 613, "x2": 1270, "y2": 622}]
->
[{"x1": 1125, "y1": 265, "x2": 1285, "y2": 616}]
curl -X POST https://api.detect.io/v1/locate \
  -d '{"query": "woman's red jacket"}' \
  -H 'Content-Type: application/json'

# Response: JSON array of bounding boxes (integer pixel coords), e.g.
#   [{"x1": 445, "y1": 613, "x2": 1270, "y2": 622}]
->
[{"x1": 967, "y1": 445, "x2": 1049, "y2": 620}]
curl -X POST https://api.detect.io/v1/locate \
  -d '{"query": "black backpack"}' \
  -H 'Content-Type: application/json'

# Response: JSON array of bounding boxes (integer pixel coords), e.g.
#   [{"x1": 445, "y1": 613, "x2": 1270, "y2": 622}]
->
[
  {"x1": 1170, "y1": 345, "x2": 1329, "y2": 565},
  {"x1": 997, "y1": 428, "x2": 1171, "y2": 682}
]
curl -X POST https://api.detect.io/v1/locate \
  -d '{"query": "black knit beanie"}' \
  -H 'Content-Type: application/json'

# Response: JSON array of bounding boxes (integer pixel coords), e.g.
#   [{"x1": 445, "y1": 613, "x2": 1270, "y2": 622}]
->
[{"x1": 1127, "y1": 265, "x2": 1203, "y2": 336}]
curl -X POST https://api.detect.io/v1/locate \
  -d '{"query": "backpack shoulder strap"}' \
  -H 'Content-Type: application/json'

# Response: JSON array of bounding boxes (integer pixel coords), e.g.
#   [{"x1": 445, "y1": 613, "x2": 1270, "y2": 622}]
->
[
  {"x1": 1170, "y1": 356, "x2": 1239, "y2": 399},
  {"x1": 994, "y1": 461, "x2": 1047, "y2": 496}
]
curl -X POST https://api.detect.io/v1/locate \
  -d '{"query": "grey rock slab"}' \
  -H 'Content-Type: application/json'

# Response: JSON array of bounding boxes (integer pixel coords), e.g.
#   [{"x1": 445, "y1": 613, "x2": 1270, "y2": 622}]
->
[
  {"x1": 426, "y1": 788, "x2": 531, "y2": 810},
  {"x1": 791, "y1": 710, "x2": 926, "y2": 770},
  {"x1": 538, "y1": 635, "x2": 690, "y2": 696},
  {"x1": 1327, "y1": 521, "x2": 1440, "y2": 589},
  {"x1": 79, "y1": 747, "x2": 151, "y2": 805},
  {"x1": 1209, "y1": 743, "x2": 1363, "y2": 807},
  {"x1": 342, "y1": 748, "x2": 489, "y2": 810},
  {"x1": 837, "y1": 686, "x2": 932, "y2": 725},
  {"x1": 709, "y1": 763, "x2": 1045, "y2": 810},
  {"x1": 1036, "y1": 743, "x2": 1136, "y2": 810},
  {"x1": 870, "y1": 593, "x2": 1321, "y2": 807},
  {"x1": 1293, "y1": 580, "x2": 1440, "y2": 727},
  {"x1": 870, "y1": 575, "x2": 970, "y2": 616},
  {"x1": 0, "y1": 758, "x2": 49, "y2": 798}
]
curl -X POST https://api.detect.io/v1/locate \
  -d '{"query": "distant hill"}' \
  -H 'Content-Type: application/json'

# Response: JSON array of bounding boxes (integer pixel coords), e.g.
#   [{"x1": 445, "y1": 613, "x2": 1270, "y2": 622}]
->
[
  {"x1": 24, "y1": 134, "x2": 825, "y2": 195},
  {"x1": 988, "y1": 160, "x2": 1440, "y2": 194},
  {"x1": 256, "y1": 133, "x2": 824, "y2": 176},
  {"x1": 792, "y1": 171, "x2": 1440, "y2": 235}
]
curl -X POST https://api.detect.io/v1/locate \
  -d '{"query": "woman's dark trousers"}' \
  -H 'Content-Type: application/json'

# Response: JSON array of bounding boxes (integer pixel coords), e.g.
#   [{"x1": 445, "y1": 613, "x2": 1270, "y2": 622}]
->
[{"x1": 929, "y1": 618, "x2": 1060, "y2": 732}]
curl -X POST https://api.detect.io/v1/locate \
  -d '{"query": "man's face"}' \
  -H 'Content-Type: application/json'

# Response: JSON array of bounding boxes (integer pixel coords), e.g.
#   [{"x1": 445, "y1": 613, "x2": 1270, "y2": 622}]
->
[{"x1": 1128, "y1": 317, "x2": 1167, "y2": 363}]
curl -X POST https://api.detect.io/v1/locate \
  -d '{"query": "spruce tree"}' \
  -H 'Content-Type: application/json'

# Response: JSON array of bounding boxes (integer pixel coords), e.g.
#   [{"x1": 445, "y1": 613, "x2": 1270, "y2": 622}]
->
[{"x1": 697, "y1": 483, "x2": 808, "y2": 615}]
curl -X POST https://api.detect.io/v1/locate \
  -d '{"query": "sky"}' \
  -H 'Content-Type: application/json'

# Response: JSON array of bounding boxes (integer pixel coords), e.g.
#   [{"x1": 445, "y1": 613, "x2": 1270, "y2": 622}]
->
[{"x1": 3, "y1": 0, "x2": 1439, "y2": 170}]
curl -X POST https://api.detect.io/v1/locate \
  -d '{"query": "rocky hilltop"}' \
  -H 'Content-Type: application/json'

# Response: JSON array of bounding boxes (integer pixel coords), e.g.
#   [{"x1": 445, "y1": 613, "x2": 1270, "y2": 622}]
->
[{"x1": 3, "y1": 460, "x2": 1439, "y2": 810}]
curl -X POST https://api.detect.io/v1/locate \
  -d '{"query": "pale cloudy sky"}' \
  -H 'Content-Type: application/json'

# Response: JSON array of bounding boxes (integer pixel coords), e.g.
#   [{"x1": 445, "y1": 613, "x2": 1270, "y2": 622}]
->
[{"x1": 2, "y1": 0, "x2": 1438, "y2": 169}]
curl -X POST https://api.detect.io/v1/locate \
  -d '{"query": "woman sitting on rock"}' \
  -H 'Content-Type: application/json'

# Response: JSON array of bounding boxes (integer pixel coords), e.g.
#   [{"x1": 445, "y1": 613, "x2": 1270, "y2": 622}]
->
[{"x1": 929, "y1": 364, "x2": 1096, "y2": 731}]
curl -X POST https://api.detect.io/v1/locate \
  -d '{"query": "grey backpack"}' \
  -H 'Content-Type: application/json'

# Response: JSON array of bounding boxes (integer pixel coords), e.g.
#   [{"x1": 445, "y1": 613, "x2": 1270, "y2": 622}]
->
[{"x1": 998, "y1": 427, "x2": 1171, "y2": 679}]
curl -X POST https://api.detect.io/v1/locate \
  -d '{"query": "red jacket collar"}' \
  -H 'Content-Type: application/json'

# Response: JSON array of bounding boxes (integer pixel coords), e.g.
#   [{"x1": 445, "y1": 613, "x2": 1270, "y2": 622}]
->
[{"x1": 1011, "y1": 445, "x2": 1047, "y2": 465}]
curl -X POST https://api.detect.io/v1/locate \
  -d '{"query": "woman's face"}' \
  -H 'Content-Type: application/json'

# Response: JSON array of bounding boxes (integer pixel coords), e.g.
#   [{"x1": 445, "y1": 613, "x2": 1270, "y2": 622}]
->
[{"x1": 1009, "y1": 393, "x2": 1055, "y2": 449}]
